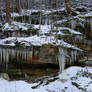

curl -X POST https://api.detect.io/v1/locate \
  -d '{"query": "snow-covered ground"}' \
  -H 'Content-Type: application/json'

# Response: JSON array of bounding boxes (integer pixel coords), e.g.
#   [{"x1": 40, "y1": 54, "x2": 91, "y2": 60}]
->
[
  {"x1": 2, "y1": 22, "x2": 31, "y2": 31},
  {"x1": 0, "y1": 66, "x2": 92, "y2": 92}
]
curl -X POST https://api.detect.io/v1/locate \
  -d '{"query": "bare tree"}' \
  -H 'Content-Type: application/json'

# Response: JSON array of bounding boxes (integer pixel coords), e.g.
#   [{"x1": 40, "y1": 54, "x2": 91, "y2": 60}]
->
[
  {"x1": 65, "y1": 0, "x2": 77, "y2": 15},
  {"x1": 16, "y1": 0, "x2": 21, "y2": 14},
  {"x1": 23, "y1": 0, "x2": 28, "y2": 9},
  {"x1": 6, "y1": 0, "x2": 11, "y2": 24}
]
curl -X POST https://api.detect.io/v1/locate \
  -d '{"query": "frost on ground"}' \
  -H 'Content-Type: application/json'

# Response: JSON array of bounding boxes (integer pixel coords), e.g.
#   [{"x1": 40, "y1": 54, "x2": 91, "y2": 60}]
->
[{"x1": 0, "y1": 66, "x2": 92, "y2": 92}]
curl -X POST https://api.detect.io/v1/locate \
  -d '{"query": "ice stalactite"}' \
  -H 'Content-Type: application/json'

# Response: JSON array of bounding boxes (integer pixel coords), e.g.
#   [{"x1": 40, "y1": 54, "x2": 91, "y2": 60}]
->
[
  {"x1": 3, "y1": 49, "x2": 6, "y2": 65},
  {"x1": 0, "y1": 47, "x2": 33, "y2": 70},
  {"x1": 71, "y1": 50, "x2": 74, "y2": 64},
  {"x1": 24, "y1": 50, "x2": 26, "y2": 60},
  {"x1": 70, "y1": 50, "x2": 77, "y2": 64},
  {"x1": 86, "y1": 17, "x2": 90, "y2": 29},
  {"x1": 58, "y1": 47, "x2": 67, "y2": 73},
  {"x1": 90, "y1": 18, "x2": 92, "y2": 31},
  {"x1": 0, "y1": 48, "x2": 10, "y2": 69},
  {"x1": 0, "y1": 48, "x2": 3, "y2": 65},
  {"x1": 5, "y1": 49, "x2": 9, "y2": 70},
  {"x1": 70, "y1": 20, "x2": 76, "y2": 29}
]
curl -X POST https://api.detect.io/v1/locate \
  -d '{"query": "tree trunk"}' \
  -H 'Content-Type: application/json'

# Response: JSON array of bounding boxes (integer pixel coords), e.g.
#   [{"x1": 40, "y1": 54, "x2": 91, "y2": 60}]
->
[
  {"x1": 52, "y1": 0, "x2": 57, "y2": 9},
  {"x1": 16, "y1": 0, "x2": 21, "y2": 14},
  {"x1": 6, "y1": 0, "x2": 11, "y2": 24},
  {"x1": 65, "y1": 0, "x2": 77, "y2": 16},
  {"x1": 23, "y1": 0, "x2": 28, "y2": 9}
]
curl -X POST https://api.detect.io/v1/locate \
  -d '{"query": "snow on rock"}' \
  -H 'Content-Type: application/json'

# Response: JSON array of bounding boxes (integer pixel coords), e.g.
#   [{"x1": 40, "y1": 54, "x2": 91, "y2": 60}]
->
[
  {"x1": 33, "y1": 25, "x2": 51, "y2": 34},
  {"x1": 58, "y1": 67, "x2": 92, "y2": 92},
  {"x1": 11, "y1": 13, "x2": 20, "y2": 17},
  {"x1": 2, "y1": 22, "x2": 31, "y2": 31},
  {"x1": 33, "y1": 25, "x2": 64, "y2": 35},
  {"x1": 21, "y1": 8, "x2": 66, "y2": 16},
  {"x1": 57, "y1": 40, "x2": 82, "y2": 51},
  {"x1": 58, "y1": 27, "x2": 82, "y2": 35},
  {"x1": 0, "y1": 35, "x2": 82, "y2": 51},
  {"x1": 0, "y1": 35, "x2": 56, "y2": 46},
  {"x1": 0, "y1": 67, "x2": 92, "y2": 92},
  {"x1": 58, "y1": 67, "x2": 83, "y2": 80},
  {"x1": 85, "y1": 12, "x2": 92, "y2": 17}
]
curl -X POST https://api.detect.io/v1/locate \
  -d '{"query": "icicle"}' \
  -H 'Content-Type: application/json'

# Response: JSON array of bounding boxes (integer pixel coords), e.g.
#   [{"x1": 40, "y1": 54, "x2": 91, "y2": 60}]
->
[
  {"x1": 3, "y1": 48, "x2": 6, "y2": 66},
  {"x1": 70, "y1": 50, "x2": 77, "y2": 64},
  {"x1": 90, "y1": 18, "x2": 92, "y2": 31},
  {"x1": 70, "y1": 20, "x2": 76, "y2": 29},
  {"x1": 0, "y1": 48, "x2": 2, "y2": 65},
  {"x1": 21, "y1": 50, "x2": 24, "y2": 60},
  {"x1": 58, "y1": 47, "x2": 67, "y2": 73},
  {"x1": 74, "y1": 51, "x2": 77, "y2": 61},
  {"x1": 24, "y1": 50, "x2": 27, "y2": 60},
  {"x1": 25, "y1": 50, "x2": 27, "y2": 61},
  {"x1": 71, "y1": 50, "x2": 74, "y2": 63},
  {"x1": 5, "y1": 49, "x2": 9, "y2": 70},
  {"x1": 8, "y1": 48, "x2": 11, "y2": 62}
]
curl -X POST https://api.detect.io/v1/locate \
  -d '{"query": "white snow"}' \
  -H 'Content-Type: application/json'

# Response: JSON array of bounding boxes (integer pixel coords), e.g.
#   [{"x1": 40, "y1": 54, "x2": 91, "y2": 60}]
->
[
  {"x1": 2, "y1": 22, "x2": 31, "y2": 31},
  {"x1": 0, "y1": 35, "x2": 82, "y2": 51},
  {"x1": 33, "y1": 25, "x2": 51, "y2": 34},
  {"x1": 21, "y1": 8, "x2": 66, "y2": 16},
  {"x1": 0, "y1": 66, "x2": 92, "y2": 92},
  {"x1": 57, "y1": 40, "x2": 82, "y2": 51},
  {"x1": 58, "y1": 27, "x2": 82, "y2": 35},
  {"x1": 21, "y1": 9, "x2": 55, "y2": 16},
  {"x1": 85, "y1": 12, "x2": 92, "y2": 17},
  {"x1": 0, "y1": 35, "x2": 55, "y2": 46},
  {"x1": 11, "y1": 13, "x2": 20, "y2": 17}
]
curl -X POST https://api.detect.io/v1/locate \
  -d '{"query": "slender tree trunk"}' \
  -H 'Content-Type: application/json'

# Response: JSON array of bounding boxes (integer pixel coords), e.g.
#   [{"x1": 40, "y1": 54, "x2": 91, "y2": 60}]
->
[
  {"x1": 39, "y1": 0, "x2": 42, "y2": 29},
  {"x1": 0, "y1": 0, "x2": 1, "y2": 22},
  {"x1": 0, "y1": 0, "x2": 1, "y2": 10},
  {"x1": 65, "y1": 0, "x2": 77, "y2": 15},
  {"x1": 6, "y1": 0, "x2": 11, "y2": 24},
  {"x1": 23, "y1": 0, "x2": 28, "y2": 9},
  {"x1": 16, "y1": 0, "x2": 21, "y2": 14},
  {"x1": 52, "y1": 0, "x2": 57, "y2": 9}
]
